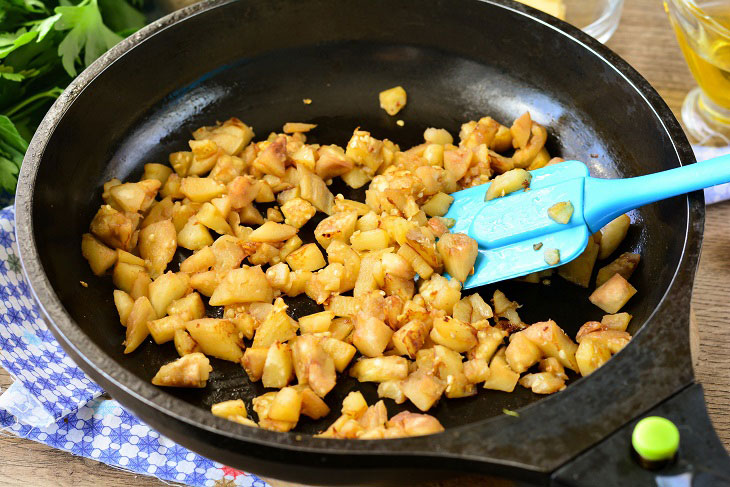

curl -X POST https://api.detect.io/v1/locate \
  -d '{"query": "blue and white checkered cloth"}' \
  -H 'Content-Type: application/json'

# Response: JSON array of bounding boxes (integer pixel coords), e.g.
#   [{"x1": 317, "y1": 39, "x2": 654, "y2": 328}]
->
[{"x1": 0, "y1": 207, "x2": 270, "y2": 487}]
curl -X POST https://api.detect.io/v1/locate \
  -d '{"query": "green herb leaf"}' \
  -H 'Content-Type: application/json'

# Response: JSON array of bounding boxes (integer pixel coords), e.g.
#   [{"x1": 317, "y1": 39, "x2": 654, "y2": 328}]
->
[
  {"x1": 55, "y1": 0, "x2": 123, "y2": 76},
  {"x1": 0, "y1": 114, "x2": 27, "y2": 192},
  {"x1": 502, "y1": 408, "x2": 520, "y2": 418},
  {"x1": 0, "y1": 64, "x2": 37, "y2": 81},
  {"x1": 98, "y1": 0, "x2": 145, "y2": 34},
  {"x1": 32, "y1": 12, "x2": 62, "y2": 42},
  {"x1": 0, "y1": 28, "x2": 38, "y2": 58}
]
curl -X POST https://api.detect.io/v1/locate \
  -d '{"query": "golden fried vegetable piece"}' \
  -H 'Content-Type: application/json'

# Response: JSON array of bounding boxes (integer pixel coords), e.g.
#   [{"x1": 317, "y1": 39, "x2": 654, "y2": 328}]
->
[
  {"x1": 177, "y1": 219, "x2": 213, "y2": 251},
  {"x1": 329, "y1": 317, "x2": 354, "y2": 341},
  {"x1": 113, "y1": 262, "x2": 150, "y2": 298},
  {"x1": 468, "y1": 293, "x2": 493, "y2": 322},
  {"x1": 227, "y1": 175, "x2": 259, "y2": 210},
  {"x1": 596, "y1": 252, "x2": 640, "y2": 288},
  {"x1": 185, "y1": 318, "x2": 244, "y2": 362},
  {"x1": 482, "y1": 348, "x2": 520, "y2": 392},
  {"x1": 193, "y1": 118, "x2": 254, "y2": 156},
  {"x1": 420, "y1": 274, "x2": 461, "y2": 314},
  {"x1": 195, "y1": 202, "x2": 232, "y2": 235},
  {"x1": 379, "y1": 86, "x2": 407, "y2": 116},
  {"x1": 558, "y1": 236, "x2": 599, "y2": 288},
  {"x1": 139, "y1": 219, "x2": 177, "y2": 278},
  {"x1": 262, "y1": 342, "x2": 293, "y2": 389},
  {"x1": 350, "y1": 356, "x2": 409, "y2": 383},
  {"x1": 575, "y1": 337, "x2": 612, "y2": 377},
  {"x1": 299, "y1": 310, "x2": 334, "y2": 334},
  {"x1": 598, "y1": 214, "x2": 631, "y2": 260},
  {"x1": 90, "y1": 205, "x2": 138, "y2": 251},
  {"x1": 209, "y1": 266, "x2": 273, "y2": 306},
  {"x1": 253, "y1": 392, "x2": 296, "y2": 432},
  {"x1": 392, "y1": 320, "x2": 430, "y2": 358},
  {"x1": 252, "y1": 299, "x2": 298, "y2": 349},
  {"x1": 341, "y1": 391, "x2": 368, "y2": 419},
  {"x1": 148, "y1": 315, "x2": 185, "y2": 345},
  {"x1": 316, "y1": 145, "x2": 354, "y2": 180},
  {"x1": 124, "y1": 296, "x2": 155, "y2": 354},
  {"x1": 319, "y1": 337, "x2": 357, "y2": 372},
  {"x1": 280, "y1": 197, "x2": 316, "y2": 229},
  {"x1": 249, "y1": 221, "x2": 297, "y2": 242},
  {"x1": 113, "y1": 290, "x2": 134, "y2": 327},
  {"x1": 117, "y1": 249, "x2": 145, "y2": 266},
  {"x1": 286, "y1": 243, "x2": 326, "y2": 272},
  {"x1": 268, "y1": 386, "x2": 303, "y2": 423},
  {"x1": 463, "y1": 358, "x2": 491, "y2": 384},
  {"x1": 400, "y1": 369, "x2": 446, "y2": 412},
  {"x1": 152, "y1": 352, "x2": 211, "y2": 388},
  {"x1": 589, "y1": 273, "x2": 636, "y2": 314},
  {"x1": 430, "y1": 316, "x2": 477, "y2": 353},
  {"x1": 547, "y1": 201, "x2": 574, "y2": 224},
  {"x1": 485, "y1": 168, "x2": 531, "y2": 200},
  {"x1": 296, "y1": 385, "x2": 331, "y2": 419},
  {"x1": 143, "y1": 163, "x2": 173, "y2": 185},
  {"x1": 510, "y1": 112, "x2": 532, "y2": 149},
  {"x1": 241, "y1": 347, "x2": 268, "y2": 382},
  {"x1": 377, "y1": 380, "x2": 406, "y2": 404},
  {"x1": 314, "y1": 211, "x2": 357, "y2": 249},
  {"x1": 519, "y1": 371, "x2": 566, "y2": 394},
  {"x1": 437, "y1": 233, "x2": 478, "y2": 283},
  {"x1": 505, "y1": 331, "x2": 543, "y2": 373},
  {"x1": 211, "y1": 399, "x2": 257, "y2": 427},
  {"x1": 544, "y1": 248, "x2": 560, "y2": 266},
  {"x1": 575, "y1": 321, "x2": 607, "y2": 342},
  {"x1": 424, "y1": 127, "x2": 453, "y2": 145},
  {"x1": 180, "y1": 177, "x2": 226, "y2": 202},
  {"x1": 188, "y1": 140, "x2": 220, "y2": 176},
  {"x1": 167, "y1": 292, "x2": 205, "y2": 321},
  {"x1": 601, "y1": 312, "x2": 632, "y2": 332},
  {"x1": 292, "y1": 335, "x2": 337, "y2": 398},
  {"x1": 142, "y1": 197, "x2": 174, "y2": 229},
  {"x1": 522, "y1": 320, "x2": 579, "y2": 371},
  {"x1": 148, "y1": 272, "x2": 190, "y2": 318},
  {"x1": 352, "y1": 316, "x2": 393, "y2": 357},
  {"x1": 386, "y1": 411, "x2": 444, "y2": 437},
  {"x1": 174, "y1": 329, "x2": 200, "y2": 356},
  {"x1": 421, "y1": 192, "x2": 454, "y2": 217},
  {"x1": 298, "y1": 165, "x2": 334, "y2": 214},
  {"x1": 108, "y1": 180, "x2": 160, "y2": 213},
  {"x1": 81, "y1": 233, "x2": 117, "y2": 275},
  {"x1": 443, "y1": 148, "x2": 473, "y2": 181},
  {"x1": 351, "y1": 229, "x2": 389, "y2": 251},
  {"x1": 253, "y1": 135, "x2": 287, "y2": 178},
  {"x1": 512, "y1": 122, "x2": 547, "y2": 168}
]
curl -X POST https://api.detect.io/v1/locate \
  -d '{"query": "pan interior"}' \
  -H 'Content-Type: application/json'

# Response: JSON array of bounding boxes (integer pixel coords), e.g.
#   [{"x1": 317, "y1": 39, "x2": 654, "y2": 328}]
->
[{"x1": 32, "y1": 38, "x2": 686, "y2": 434}]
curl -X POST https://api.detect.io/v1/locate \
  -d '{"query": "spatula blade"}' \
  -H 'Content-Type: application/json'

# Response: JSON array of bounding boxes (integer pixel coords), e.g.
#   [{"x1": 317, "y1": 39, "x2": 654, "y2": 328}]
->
[{"x1": 444, "y1": 160, "x2": 591, "y2": 289}]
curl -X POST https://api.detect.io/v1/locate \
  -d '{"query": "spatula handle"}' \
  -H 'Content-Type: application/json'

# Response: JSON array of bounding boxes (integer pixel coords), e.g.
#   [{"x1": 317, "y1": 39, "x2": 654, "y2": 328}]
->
[{"x1": 583, "y1": 154, "x2": 730, "y2": 232}]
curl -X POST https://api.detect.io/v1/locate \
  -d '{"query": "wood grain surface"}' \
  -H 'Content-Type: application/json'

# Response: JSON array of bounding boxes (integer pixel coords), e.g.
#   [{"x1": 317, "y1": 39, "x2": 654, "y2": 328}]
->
[{"x1": 2, "y1": 1, "x2": 729, "y2": 486}]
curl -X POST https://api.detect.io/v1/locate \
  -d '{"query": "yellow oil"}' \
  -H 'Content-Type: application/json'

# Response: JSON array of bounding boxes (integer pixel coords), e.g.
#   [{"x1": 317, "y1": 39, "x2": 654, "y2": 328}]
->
[{"x1": 669, "y1": 2, "x2": 730, "y2": 111}]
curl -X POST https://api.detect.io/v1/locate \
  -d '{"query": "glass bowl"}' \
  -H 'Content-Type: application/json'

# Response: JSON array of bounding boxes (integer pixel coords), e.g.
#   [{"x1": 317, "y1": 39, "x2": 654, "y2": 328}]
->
[{"x1": 565, "y1": 0, "x2": 625, "y2": 43}]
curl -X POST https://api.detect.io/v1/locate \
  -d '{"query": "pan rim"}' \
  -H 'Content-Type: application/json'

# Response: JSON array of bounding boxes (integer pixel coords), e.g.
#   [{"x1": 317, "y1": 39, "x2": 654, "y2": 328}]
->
[{"x1": 14, "y1": 0, "x2": 704, "y2": 473}]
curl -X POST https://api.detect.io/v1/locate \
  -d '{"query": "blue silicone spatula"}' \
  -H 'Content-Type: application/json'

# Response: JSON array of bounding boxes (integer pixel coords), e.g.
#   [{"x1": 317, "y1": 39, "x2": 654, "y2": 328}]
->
[{"x1": 445, "y1": 155, "x2": 730, "y2": 289}]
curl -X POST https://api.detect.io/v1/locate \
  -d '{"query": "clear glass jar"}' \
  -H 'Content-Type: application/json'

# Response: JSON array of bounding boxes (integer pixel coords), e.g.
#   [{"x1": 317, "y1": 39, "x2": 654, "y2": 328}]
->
[{"x1": 565, "y1": 0, "x2": 626, "y2": 44}]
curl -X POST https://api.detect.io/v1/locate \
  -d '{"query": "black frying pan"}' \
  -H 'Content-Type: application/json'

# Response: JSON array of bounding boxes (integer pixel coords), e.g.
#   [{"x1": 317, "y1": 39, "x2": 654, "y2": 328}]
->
[{"x1": 14, "y1": 0, "x2": 730, "y2": 485}]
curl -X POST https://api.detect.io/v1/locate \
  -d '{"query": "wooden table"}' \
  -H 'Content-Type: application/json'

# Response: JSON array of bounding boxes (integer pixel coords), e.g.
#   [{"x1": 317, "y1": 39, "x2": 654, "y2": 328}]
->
[{"x1": 2, "y1": 1, "x2": 729, "y2": 485}]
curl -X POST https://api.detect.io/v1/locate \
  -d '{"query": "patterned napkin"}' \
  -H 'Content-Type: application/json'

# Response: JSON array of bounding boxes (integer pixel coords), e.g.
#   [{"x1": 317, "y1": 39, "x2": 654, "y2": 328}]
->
[{"x1": 0, "y1": 206, "x2": 270, "y2": 487}]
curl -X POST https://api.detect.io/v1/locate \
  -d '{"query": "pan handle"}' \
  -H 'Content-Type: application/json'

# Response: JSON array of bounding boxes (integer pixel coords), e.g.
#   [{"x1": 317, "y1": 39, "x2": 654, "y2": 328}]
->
[{"x1": 551, "y1": 383, "x2": 730, "y2": 487}]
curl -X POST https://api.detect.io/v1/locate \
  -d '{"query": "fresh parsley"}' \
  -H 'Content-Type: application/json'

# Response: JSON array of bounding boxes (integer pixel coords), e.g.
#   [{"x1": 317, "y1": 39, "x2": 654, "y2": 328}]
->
[{"x1": 0, "y1": 0, "x2": 146, "y2": 193}]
